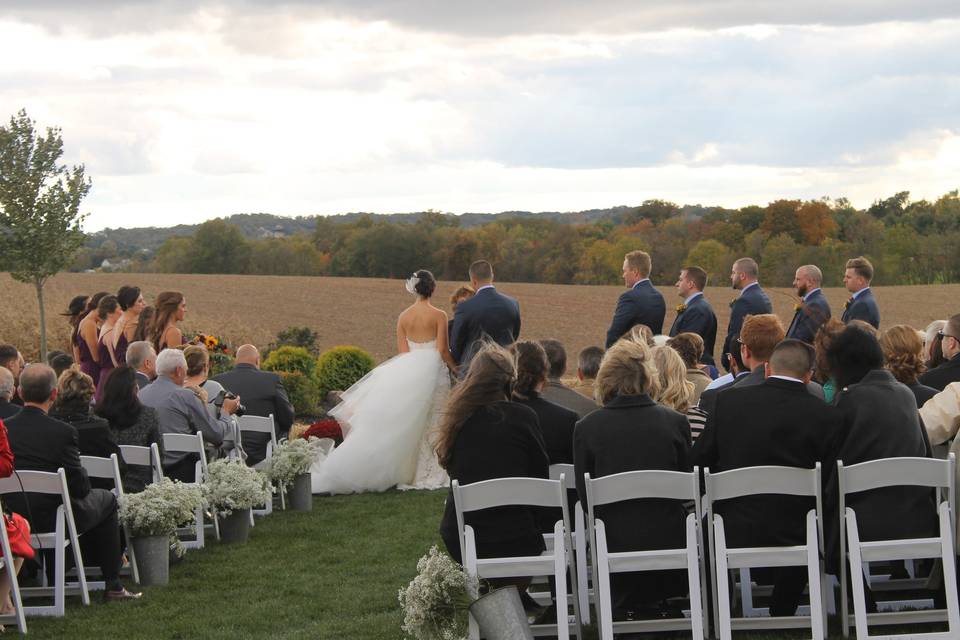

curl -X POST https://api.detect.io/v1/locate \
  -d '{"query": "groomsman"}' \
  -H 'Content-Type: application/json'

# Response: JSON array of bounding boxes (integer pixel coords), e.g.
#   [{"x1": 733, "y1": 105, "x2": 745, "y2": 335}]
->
[
  {"x1": 449, "y1": 260, "x2": 521, "y2": 373},
  {"x1": 841, "y1": 256, "x2": 880, "y2": 329},
  {"x1": 604, "y1": 250, "x2": 666, "y2": 348},
  {"x1": 721, "y1": 257, "x2": 772, "y2": 371},
  {"x1": 786, "y1": 265, "x2": 831, "y2": 344},
  {"x1": 668, "y1": 266, "x2": 718, "y2": 365}
]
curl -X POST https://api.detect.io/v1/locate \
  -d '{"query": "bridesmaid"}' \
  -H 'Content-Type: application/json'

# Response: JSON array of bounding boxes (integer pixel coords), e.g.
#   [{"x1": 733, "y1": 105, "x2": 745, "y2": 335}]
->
[
  {"x1": 113, "y1": 286, "x2": 145, "y2": 365},
  {"x1": 95, "y1": 296, "x2": 122, "y2": 401},
  {"x1": 77, "y1": 291, "x2": 109, "y2": 386},
  {"x1": 62, "y1": 295, "x2": 89, "y2": 363},
  {"x1": 150, "y1": 291, "x2": 187, "y2": 351},
  {"x1": 133, "y1": 306, "x2": 155, "y2": 343}
]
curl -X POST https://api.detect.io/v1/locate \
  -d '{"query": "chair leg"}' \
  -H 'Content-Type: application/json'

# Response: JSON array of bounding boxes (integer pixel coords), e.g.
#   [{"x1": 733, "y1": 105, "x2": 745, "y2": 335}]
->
[
  {"x1": 806, "y1": 511, "x2": 825, "y2": 640},
  {"x1": 55, "y1": 521, "x2": 66, "y2": 617},
  {"x1": 845, "y1": 511, "x2": 870, "y2": 640},
  {"x1": 713, "y1": 518, "x2": 733, "y2": 640},
  {"x1": 595, "y1": 521, "x2": 614, "y2": 640},
  {"x1": 938, "y1": 504, "x2": 960, "y2": 633},
  {"x1": 125, "y1": 523, "x2": 141, "y2": 585},
  {"x1": 686, "y1": 515, "x2": 705, "y2": 640},
  {"x1": 554, "y1": 525, "x2": 570, "y2": 640}
]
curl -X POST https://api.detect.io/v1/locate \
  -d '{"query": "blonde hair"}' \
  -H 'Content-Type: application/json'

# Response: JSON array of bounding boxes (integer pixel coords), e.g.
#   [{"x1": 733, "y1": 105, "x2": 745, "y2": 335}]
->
[
  {"x1": 183, "y1": 344, "x2": 210, "y2": 377},
  {"x1": 880, "y1": 324, "x2": 926, "y2": 386},
  {"x1": 620, "y1": 323, "x2": 654, "y2": 347},
  {"x1": 54, "y1": 365, "x2": 95, "y2": 413},
  {"x1": 624, "y1": 250, "x2": 652, "y2": 278},
  {"x1": 594, "y1": 338, "x2": 660, "y2": 405},
  {"x1": 651, "y1": 345, "x2": 695, "y2": 412}
]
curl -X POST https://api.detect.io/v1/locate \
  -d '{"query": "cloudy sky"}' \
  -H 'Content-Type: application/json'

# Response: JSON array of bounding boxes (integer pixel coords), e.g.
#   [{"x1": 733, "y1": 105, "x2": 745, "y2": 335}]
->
[{"x1": 2, "y1": 1, "x2": 959, "y2": 231}]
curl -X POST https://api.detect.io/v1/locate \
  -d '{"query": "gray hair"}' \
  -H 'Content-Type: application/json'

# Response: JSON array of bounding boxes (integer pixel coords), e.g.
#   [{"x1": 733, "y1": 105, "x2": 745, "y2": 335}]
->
[
  {"x1": 0, "y1": 367, "x2": 13, "y2": 401},
  {"x1": 126, "y1": 340, "x2": 156, "y2": 370},
  {"x1": 18, "y1": 364, "x2": 57, "y2": 403},
  {"x1": 155, "y1": 348, "x2": 187, "y2": 377},
  {"x1": 798, "y1": 264, "x2": 823, "y2": 285},
  {"x1": 733, "y1": 257, "x2": 760, "y2": 279}
]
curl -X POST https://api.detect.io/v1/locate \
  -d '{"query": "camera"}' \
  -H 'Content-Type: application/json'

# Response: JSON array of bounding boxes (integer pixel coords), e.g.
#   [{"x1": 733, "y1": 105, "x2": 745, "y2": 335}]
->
[{"x1": 214, "y1": 390, "x2": 246, "y2": 417}]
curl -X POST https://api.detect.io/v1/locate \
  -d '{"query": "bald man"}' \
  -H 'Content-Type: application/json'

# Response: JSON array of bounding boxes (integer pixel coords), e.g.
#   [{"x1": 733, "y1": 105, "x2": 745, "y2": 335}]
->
[
  {"x1": 213, "y1": 344, "x2": 295, "y2": 465},
  {"x1": 786, "y1": 265, "x2": 832, "y2": 344}
]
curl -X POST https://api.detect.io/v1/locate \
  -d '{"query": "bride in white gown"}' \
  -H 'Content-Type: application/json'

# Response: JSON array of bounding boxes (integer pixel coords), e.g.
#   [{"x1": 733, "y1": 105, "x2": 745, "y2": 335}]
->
[{"x1": 312, "y1": 270, "x2": 458, "y2": 494}]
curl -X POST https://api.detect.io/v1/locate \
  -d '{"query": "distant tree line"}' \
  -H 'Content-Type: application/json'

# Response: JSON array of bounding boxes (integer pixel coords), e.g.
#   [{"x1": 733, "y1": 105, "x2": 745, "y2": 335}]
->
[{"x1": 137, "y1": 191, "x2": 960, "y2": 286}]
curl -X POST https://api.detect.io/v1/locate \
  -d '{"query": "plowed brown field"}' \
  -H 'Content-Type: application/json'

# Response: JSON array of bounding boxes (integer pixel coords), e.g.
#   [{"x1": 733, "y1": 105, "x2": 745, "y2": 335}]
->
[{"x1": 2, "y1": 273, "x2": 957, "y2": 364}]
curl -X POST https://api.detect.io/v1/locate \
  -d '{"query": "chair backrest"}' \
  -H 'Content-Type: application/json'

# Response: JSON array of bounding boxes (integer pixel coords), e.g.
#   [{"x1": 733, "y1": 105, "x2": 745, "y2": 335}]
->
[
  {"x1": 161, "y1": 432, "x2": 208, "y2": 481},
  {"x1": 837, "y1": 455, "x2": 955, "y2": 521},
  {"x1": 237, "y1": 414, "x2": 276, "y2": 437},
  {"x1": 0, "y1": 469, "x2": 67, "y2": 497},
  {"x1": 119, "y1": 443, "x2": 164, "y2": 484},
  {"x1": 79, "y1": 453, "x2": 124, "y2": 497},
  {"x1": 706, "y1": 464, "x2": 821, "y2": 502}
]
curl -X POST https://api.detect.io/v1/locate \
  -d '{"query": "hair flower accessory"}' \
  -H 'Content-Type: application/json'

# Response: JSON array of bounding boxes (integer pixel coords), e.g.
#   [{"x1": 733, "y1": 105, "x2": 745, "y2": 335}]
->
[{"x1": 405, "y1": 272, "x2": 420, "y2": 295}]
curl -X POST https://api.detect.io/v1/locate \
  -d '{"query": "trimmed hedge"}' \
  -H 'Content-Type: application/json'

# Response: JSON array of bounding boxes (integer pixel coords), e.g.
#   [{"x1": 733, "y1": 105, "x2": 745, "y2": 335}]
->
[
  {"x1": 277, "y1": 371, "x2": 321, "y2": 417},
  {"x1": 316, "y1": 346, "x2": 375, "y2": 396},
  {"x1": 263, "y1": 346, "x2": 317, "y2": 378}
]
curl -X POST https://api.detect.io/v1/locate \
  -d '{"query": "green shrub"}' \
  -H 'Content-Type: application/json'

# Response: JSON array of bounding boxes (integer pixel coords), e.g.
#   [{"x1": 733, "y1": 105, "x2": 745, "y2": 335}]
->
[
  {"x1": 209, "y1": 353, "x2": 234, "y2": 378},
  {"x1": 273, "y1": 326, "x2": 319, "y2": 356},
  {"x1": 277, "y1": 371, "x2": 321, "y2": 417},
  {"x1": 316, "y1": 346, "x2": 375, "y2": 396},
  {"x1": 263, "y1": 346, "x2": 317, "y2": 378}
]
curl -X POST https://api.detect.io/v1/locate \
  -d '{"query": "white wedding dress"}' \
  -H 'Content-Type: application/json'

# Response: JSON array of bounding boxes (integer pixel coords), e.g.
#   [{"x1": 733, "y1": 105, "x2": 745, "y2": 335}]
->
[{"x1": 311, "y1": 339, "x2": 450, "y2": 494}]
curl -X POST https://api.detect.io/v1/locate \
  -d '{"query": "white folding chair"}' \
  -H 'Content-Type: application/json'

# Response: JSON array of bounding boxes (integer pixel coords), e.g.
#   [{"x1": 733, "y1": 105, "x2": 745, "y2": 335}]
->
[
  {"x1": 838, "y1": 455, "x2": 960, "y2": 639},
  {"x1": 550, "y1": 464, "x2": 592, "y2": 627},
  {"x1": 161, "y1": 432, "x2": 220, "y2": 548},
  {"x1": 79, "y1": 453, "x2": 140, "y2": 586},
  {"x1": 453, "y1": 476, "x2": 575, "y2": 639},
  {"x1": 705, "y1": 464, "x2": 827, "y2": 640},
  {"x1": 585, "y1": 469, "x2": 706, "y2": 640},
  {"x1": 0, "y1": 468, "x2": 90, "y2": 616},
  {"x1": 118, "y1": 443, "x2": 164, "y2": 486},
  {"x1": 0, "y1": 501, "x2": 27, "y2": 633},
  {"x1": 237, "y1": 414, "x2": 284, "y2": 514}
]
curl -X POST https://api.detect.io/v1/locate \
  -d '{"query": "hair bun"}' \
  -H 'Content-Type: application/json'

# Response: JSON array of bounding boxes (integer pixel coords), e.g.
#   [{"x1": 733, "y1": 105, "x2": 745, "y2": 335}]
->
[{"x1": 413, "y1": 270, "x2": 436, "y2": 298}]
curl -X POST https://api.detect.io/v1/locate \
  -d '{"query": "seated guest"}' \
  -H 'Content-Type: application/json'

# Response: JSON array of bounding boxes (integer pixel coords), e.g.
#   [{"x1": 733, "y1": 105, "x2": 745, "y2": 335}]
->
[
  {"x1": 621, "y1": 323, "x2": 655, "y2": 347},
  {"x1": 652, "y1": 345, "x2": 707, "y2": 441},
  {"x1": 212, "y1": 344, "x2": 294, "y2": 466},
  {"x1": 823, "y1": 326, "x2": 937, "y2": 591},
  {"x1": 573, "y1": 346, "x2": 603, "y2": 401},
  {"x1": 921, "y1": 382, "x2": 960, "y2": 447},
  {"x1": 49, "y1": 352, "x2": 75, "y2": 379},
  {"x1": 49, "y1": 366, "x2": 125, "y2": 490},
  {"x1": 448, "y1": 285, "x2": 475, "y2": 339},
  {"x1": 512, "y1": 341, "x2": 578, "y2": 464},
  {"x1": 140, "y1": 349, "x2": 239, "y2": 482},
  {"x1": 574, "y1": 339, "x2": 691, "y2": 617},
  {"x1": 539, "y1": 339, "x2": 597, "y2": 418},
  {"x1": 702, "y1": 334, "x2": 748, "y2": 393},
  {"x1": 693, "y1": 340, "x2": 840, "y2": 615},
  {"x1": 437, "y1": 344, "x2": 549, "y2": 570},
  {"x1": 0, "y1": 418, "x2": 33, "y2": 615},
  {"x1": 6, "y1": 364, "x2": 140, "y2": 601},
  {"x1": 0, "y1": 367, "x2": 20, "y2": 420},
  {"x1": 0, "y1": 346, "x2": 23, "y2": 405},
  {"x1": 125, "y1": 340, "x2": 157, "y2": 389},
  {"x1": 184, "y1": 345, "x2": 224, "y2": 418},
  {"x1": 813, "y1": 318, "x2": 845, "y2": 403},
  {"x1": 95, "y1": 366, "x2": 160, "y2": 493},
  {"x1": 880, "y1": 325, "x2": 939, "y2": 408},
  {"x1": 667, "y1": 333, "x2": 712, "y2": 405},
  {"x1": 919, "y1": 314, "x2": 960, "y2": 391},
  {"x1": 924, "y1": 320, "x2": 947, "y2": 371}
]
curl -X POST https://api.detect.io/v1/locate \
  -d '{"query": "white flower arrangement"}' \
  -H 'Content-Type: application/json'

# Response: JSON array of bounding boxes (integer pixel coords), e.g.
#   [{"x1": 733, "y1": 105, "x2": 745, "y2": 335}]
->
[
  {"x1": 405, "y1": 272, "x2": 420, "y2": 295},
  {"x1": 119, "y1": 479, "x2": 205, "y2": 557},
  {"x1": 398, "y1": 546, "x2": 478, "y2": 640},
  {"x1": 268, "y1": 437, "x2": 326, "y2": 490},
  {"x1": 202, "y1": 459, "x2": 273, "y2": 516}
]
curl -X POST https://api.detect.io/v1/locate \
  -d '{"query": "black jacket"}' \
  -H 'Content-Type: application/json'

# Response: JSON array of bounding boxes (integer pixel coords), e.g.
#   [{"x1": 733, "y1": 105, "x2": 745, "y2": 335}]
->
[
  {"x1": 515, "y1": 393, "x2": 578, "y2": 465},
  {"x1": 214, "y1": 363, "x2": 295, "y2": 465},
  {"x1": 50, "y1": 408, "x2": 126, "y2": 491},
  {"x1": 918, "y1": 354, "x2": 960, "y2": 392},
  {"x1": 0, "y1": 400, "x2": 20, "y2": 421},
  {"x1": 698, "y1": 367, "x2": 823, "y2": 415},
  {"x1": 721, "y1": 284, "x2": 772, "y2": 371},
  {"x1": 840, "y1": 288, "x2": 880, "y2": 329},
  {"x1": 605, "y1": 280, "x2": 666, "y2": 348},
  {"x1": 692, "y1": 377, "x2": 839, "y2": 547},
  {"x1": 449, "y1": 287, "x2": 521, "y2": 370},
  {"x1": 668, "y1": 293, "x2": 718, "y2": 365},
  {"x1": 786, "y1": 289, "x2": 832, "y2": 345}
]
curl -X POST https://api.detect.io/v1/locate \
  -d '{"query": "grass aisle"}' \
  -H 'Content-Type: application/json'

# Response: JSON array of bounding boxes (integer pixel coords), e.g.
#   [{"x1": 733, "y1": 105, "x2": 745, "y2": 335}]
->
[{"x1": 28, "y1": 490, "x2": 448, "y2": 640}]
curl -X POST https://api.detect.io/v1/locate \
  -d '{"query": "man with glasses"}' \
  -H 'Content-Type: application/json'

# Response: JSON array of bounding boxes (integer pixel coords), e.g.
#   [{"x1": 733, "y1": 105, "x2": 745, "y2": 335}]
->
[{"x1": 920, "y1": 314, "x2": 960, "y2": 391}]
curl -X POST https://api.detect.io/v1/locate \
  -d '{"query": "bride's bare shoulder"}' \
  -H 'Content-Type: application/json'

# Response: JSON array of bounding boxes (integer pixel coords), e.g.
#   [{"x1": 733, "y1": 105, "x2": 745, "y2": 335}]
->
[{"x1": 428, "y1": 303, "x2": 448, "y2": 320}]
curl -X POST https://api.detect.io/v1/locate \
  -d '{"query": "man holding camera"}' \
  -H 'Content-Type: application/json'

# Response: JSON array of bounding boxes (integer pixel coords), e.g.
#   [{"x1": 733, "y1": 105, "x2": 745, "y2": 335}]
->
[
  {"x1": 140, "y1": 349, "x2": 240, "y2": 482},
  {"x1": 213, "y1": 344, "x2": 295, "y2": 466}
]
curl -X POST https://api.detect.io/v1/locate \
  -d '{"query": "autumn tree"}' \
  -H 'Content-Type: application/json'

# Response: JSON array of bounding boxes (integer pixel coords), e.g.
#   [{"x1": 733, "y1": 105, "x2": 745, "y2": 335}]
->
[
  {"x1": 0, "y1": 110, "x2": 91, "y2": 360},
  {"x1": 797, "y1": 200, "x2": 837, "y2": 244}
]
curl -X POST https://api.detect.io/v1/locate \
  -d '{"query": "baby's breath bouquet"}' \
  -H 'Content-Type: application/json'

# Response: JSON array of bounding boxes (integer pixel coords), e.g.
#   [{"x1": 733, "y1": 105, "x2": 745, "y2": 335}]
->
[
  {"x1": 268, "y1": 437, "x2": 325, "y2": 490},
  {"x1": 398, "y1": 546, "x2": 478, "y2": 640},
  {"x1": 119, "y1": 479, "x2": 205, "y2": 556},
  {"x1": 202, "y1": 459, "x2": 272, "y2": 516}
]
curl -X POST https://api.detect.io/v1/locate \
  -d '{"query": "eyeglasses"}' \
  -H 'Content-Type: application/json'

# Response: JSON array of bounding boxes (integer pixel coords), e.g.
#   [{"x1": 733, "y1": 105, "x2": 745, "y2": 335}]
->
[{"x1": 938, "y1": 331, "x2": 958, "y2": 341}]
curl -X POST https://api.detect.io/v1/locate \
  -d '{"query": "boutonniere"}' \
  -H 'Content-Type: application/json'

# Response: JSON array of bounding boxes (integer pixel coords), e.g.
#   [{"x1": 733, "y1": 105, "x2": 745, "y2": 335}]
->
[
  {"x1": 844, "y1": 298, "x2": 852, "y2": 310},
  {"x1": 728, "y1": 298, "x2": 736, "y2": 309},
  {"x1": 793, "y1": 303, "x2": 803, "y2": 313},
  {"x1": 676, "y1": 303, "x2": 687, "y2": 314}
]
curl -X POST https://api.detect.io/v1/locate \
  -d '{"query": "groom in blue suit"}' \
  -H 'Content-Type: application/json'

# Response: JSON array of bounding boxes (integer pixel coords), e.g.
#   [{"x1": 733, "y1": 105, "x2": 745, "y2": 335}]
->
[
  {"x1": 668, "y1": 266, "x2": 718, "y2": 365},
  {"x1": 786, "y1": 265, "x2": 832, "y2": 344},
  {"x1": 841, "y1": 256, "x2": 880, "y2": 329},
  {"x1": 449, "y1": 260, "x2": 521, "y2": 374},
  {"x1": 605, "y1": 250, "x2": 666, "y2": 348},
  {"x1": 721, "y1": 257, "x2": 772, "y2": 371}
]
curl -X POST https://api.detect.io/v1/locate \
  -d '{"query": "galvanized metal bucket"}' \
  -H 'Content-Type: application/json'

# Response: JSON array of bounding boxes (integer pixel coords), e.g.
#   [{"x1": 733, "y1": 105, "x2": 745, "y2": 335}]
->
[{"x1": 468, "y1": 586, "x2": 533, "y2": 640}]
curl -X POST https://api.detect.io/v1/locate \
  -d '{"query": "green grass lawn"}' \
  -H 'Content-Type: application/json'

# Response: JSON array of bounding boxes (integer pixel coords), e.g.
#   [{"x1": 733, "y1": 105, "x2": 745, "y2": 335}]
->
[{"x1": 21, "y1": 489, "x2": 947, "y2": 639}]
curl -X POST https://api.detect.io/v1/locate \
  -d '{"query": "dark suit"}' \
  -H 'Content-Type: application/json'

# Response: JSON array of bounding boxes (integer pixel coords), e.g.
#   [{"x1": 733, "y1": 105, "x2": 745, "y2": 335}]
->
[
  {"x1": 516, "y1": 393, "x2": 577, "y2": 465},
  {"x1": 668, "y1": 293, "x2": 718, "y2": 365},
  {"x1": 0, "y1": 400, "x2": 20, "y2": 420},
  {"x1": 439, "y1": 402, "x2": 549, "y2": 565},
  {"x1": 721, "y1": 283, "x2": 773, "y2": 371},
  {"x1": 574, "y1": 394, "x2": 691, "y2": 609},
  {"x1": 823, "y1": 370, "x2": 936, "y2": 573},
  {"x1": 5, "y1": 406, "x2": 124, "y2": 588},
  {"x1": 449, "y1": 286, "x2": 521, "y2": 370},
  {"x1": 786, "y1": 289, "x2": 832, "y2": 345},
  {"x1": 213, "y1": 363, "x2": 295, "y2": 466},
  {"x1": 841, "y1": 288, "x2": 880, "y2": 329},
  {"x1": 135, "y1": 371, "x2": 151, "y2": 390},
  {"x1": 698, "y1": 368, "x2": 823, "y2": 415},
  {"x1": 918, "y1": 354, "x2": 960, "y2": 391},
  {"x1": 540, "y1": 380, "x2": 597, "y2": 419},
  {"x1": 605, "y1": 280, "x2": 666, "y2": 348},
  {"x1": 692, "y1": 377, "x2": 839, "y2": 615}
]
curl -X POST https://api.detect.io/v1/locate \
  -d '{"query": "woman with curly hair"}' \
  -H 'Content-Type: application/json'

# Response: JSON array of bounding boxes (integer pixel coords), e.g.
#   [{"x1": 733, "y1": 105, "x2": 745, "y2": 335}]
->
[
  {"x1": 880, "y1": 325, "x2": 938, "y2": 408},
  {"x1": 813, "y1": 318, "x2": 846, "y2": 403}
]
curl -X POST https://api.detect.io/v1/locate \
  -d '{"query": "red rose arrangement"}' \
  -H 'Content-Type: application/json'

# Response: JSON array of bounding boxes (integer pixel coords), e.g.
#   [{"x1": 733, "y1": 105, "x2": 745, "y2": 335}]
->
[{"x1": 303, "y1": 419, "x2": 343, "y2": 446}]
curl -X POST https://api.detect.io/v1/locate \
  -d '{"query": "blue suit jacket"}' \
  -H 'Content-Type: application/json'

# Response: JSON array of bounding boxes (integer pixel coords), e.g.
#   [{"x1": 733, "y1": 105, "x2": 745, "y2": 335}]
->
[
  {"x1": 449, "y1": 286, "x2": 521, "y2": 369},
  {"x1": 721, "y1": 284, "x2": 772, "y2": 371},
  {"x1": 605, "y1": 280, "x2": 666, "y2": 348},
  {"x1": 668, "y1": 294, "x2": 718, "y2": 365},
  {"x1": 841, "y1": 288, "x2": 880, "y2": 329},
  {"x1": 786, "y1": 289, "x2": 832, "y2": 345}
]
